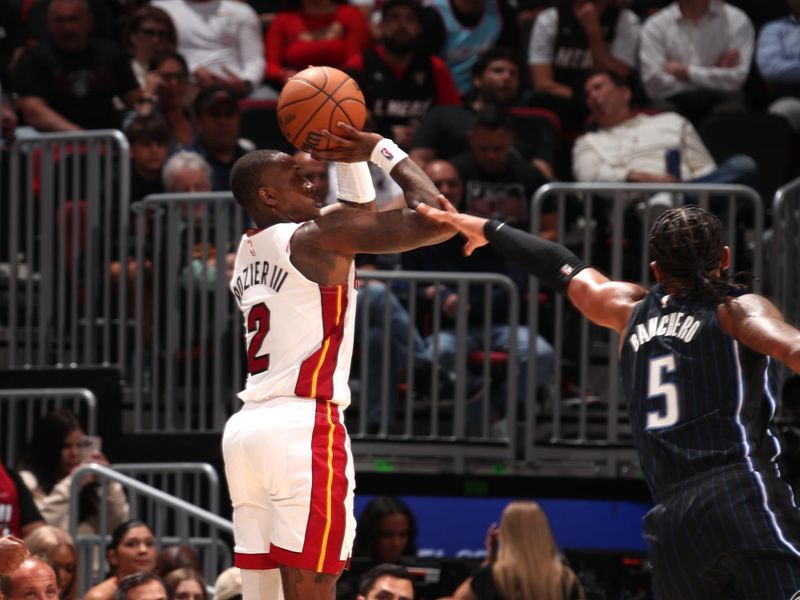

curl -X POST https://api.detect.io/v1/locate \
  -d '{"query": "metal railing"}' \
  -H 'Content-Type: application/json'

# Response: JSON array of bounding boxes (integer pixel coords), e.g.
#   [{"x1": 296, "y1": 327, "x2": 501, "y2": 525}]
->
[
  {"x1": 773, "y1": 175, "x2": 800, "y2": 329},
  {"x1": 113, "y1": 462, "x2": 221, "y2": 519},
  {"x1": 523, "y1": 183, "x2": 764, "y2": 476},
  {"x1": 130, "y1": 193, "x2": 248, "y2": 433},
  {"x1": 4, "y1": 130, "x2": 130, "y2": 370},
  {"x1": 0, "y1": 387, "x2": 97, "y2": 465},
  {"x1": 69, "y1": 463, "x2": 232, "y2": 597}
]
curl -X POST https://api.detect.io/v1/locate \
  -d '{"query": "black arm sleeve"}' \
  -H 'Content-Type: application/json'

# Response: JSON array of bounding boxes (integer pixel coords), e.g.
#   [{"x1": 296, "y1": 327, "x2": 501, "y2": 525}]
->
[
  {"x1": 484, "y1": 219, "x2": 587, "y2": 295},
  {"x1": 6, "y1": 466, "x2": 43, "y2": 527}
]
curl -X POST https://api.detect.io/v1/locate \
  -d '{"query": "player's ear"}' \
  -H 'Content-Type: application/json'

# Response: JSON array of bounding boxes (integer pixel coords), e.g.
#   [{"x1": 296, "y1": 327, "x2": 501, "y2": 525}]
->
[
  {"x1": 258, "y1": 186, "x2": 278, "y2": 207},
  {"x1": 650, "y1": 261, "x2": 664, "y2": 282},
  {"x1": 720, "y1": 246, "x2": 731, "y2": 271}
]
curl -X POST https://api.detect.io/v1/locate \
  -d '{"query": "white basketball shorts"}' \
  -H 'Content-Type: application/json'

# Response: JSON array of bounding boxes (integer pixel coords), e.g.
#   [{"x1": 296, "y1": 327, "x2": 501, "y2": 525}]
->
[{"x1": 222, "y1": 397, "x2": 356, "y2": 574}]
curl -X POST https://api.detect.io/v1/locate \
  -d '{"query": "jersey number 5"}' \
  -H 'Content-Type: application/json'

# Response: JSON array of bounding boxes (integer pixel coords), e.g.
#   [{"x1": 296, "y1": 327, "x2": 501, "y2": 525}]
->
[
  {"x1": 646, "y1": 354, "x2": 679, "y2": 430},
  {"x1": 247, "y1": 302, "x2": 270, "y2": 375}
]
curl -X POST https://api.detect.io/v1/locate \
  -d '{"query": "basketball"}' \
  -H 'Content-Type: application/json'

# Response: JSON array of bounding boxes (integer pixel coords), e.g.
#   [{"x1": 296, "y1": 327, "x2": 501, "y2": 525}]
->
[{"x1": 277, "y1": 66, "x2": 367, "y2": 153}]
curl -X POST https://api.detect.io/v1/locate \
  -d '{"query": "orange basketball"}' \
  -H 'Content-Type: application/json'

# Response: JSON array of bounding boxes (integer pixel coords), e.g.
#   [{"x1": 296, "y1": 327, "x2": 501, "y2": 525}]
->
[{"x1": 277, "y1": 66, "x2": 367, "y2": 152}]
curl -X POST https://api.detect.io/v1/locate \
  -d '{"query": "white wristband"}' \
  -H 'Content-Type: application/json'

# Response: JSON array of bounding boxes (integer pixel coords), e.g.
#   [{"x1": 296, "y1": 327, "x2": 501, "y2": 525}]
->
[
  {"x1": 370, "y1": 138, "x2": 408, "y2": 174},
  {"x1": 335, "y1": 161, "x2": 375, "y2": 204}
]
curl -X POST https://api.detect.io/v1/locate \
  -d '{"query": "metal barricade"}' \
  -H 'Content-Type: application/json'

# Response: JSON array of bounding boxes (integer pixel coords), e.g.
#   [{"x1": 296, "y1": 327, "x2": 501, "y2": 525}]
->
[
  {"x1": 351, "y1": 270, "x2": 520, "y2": 473},
  {"x1": 128, "y1": 190, "x2": 522, "y2": 471},
  {"x1": 773, "y1": 175, "x2": 800, "y2": 329},
  {"x1": 4, "y1": 131, "x2": 130, "y2": 370},
  {"x1": 112, "y1": 462, "x2": 220, "y2": 522},
  {"x1": 130, "y1": 193, "x2": 249, "y2": 433},
  {"x1": 524, "y1": 183, "x2": 764, "y2": 476},
  {"x1": 0, "y1": 387, "x2": 97, "y2": 466},
  {"x1": 69, "y1": 463, "x2": 232, "y2": 597}
]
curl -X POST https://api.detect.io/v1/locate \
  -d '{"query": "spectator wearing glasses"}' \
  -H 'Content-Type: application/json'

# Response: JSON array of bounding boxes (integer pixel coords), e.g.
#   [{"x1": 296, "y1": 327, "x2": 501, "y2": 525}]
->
[{"x1": 123, "y1": 6, "x2": 178, "y2": 94}]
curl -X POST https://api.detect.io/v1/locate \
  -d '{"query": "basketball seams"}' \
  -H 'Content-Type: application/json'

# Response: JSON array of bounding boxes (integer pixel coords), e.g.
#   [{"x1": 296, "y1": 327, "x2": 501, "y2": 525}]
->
[{"x1": 277, "y1": 66, "x2": 366, "y2": 150}]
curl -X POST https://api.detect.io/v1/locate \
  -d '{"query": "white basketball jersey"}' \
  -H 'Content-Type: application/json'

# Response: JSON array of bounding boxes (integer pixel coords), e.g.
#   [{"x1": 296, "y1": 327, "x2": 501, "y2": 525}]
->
[{"x1": 230, "y1": 222, "x2": 357, "y2": 407}]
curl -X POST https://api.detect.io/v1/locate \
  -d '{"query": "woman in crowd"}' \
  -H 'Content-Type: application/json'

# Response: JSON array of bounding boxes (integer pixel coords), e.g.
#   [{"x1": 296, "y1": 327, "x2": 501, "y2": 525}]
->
[
  {"x1": 123, "y1": 5, "x2": 178, "y2": 91},
  {"x1": 84, "y1": 520, "x2": 157, "y2": 600},
  {"x1": 353, "y1": 496, "x2": 418, "y2": 564},
  {"x1": 451, "y1": 501, "x2": 584, "y2": 600},
  {"x1": 23, "y1": 526, "x2": 79, "y2": 600},
  {"x1": 16, "y1": 409, "x2": 129, "y2": 535},
  {"x1": 144, "y1": 51, "x2": 196, "y2": 148},
  {"x1": 164, "y1": 568, "x2": 208, "y2": 600}
]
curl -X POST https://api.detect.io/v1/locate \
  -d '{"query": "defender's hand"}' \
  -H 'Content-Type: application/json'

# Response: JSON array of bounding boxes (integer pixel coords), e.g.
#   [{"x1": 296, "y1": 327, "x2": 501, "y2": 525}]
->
[
  {"x1": 416, "y1": 197, "x2": 489, "y2": 256},
  {"x1": 311, "y1": 122, "x2": 384, "y2": 163},
  {"x1": 0, "y1": 536, "x2": 28, "y2": 575}
]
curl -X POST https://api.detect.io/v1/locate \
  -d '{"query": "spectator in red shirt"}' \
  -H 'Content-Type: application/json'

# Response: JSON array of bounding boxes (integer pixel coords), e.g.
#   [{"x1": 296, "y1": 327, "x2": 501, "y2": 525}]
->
[
  {"x1": 264, "y1": 0, "x2": 371, "y2": 87},
  {"x1": 344, "y1": 0, "x2": 460, "y2": 149}
]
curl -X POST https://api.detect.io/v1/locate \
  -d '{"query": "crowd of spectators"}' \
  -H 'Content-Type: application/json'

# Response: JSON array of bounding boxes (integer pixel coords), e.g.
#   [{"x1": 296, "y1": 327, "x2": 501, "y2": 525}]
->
[{"x1": 2, "y1": 0, "x2": 798, "y2": 441}]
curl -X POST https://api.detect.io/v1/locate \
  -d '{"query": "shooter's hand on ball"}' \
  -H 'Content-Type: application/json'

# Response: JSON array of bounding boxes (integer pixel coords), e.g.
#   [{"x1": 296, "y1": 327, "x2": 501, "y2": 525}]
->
[
  {"x1": 311, "y1": 122, "x2": 384, "y2": 163},
  {"x1": 417, "y1": 197, "x2": 489, "y2": 256}
]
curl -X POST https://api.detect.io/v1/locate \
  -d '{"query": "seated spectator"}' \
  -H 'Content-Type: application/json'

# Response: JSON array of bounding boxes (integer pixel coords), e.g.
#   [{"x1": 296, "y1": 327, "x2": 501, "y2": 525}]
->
[
  {"x1": 122, "y1": 5, "x2": 178, "y2": 92},
  {"x1": 127, "y1": 114, "x2": 170, "y2": 204},
  {"x1": 154, "y1": 546, "x2": 199, "y2": 579},
  {"x1": 756, "y1": 0, "x2": 800, "y2": 134},
  {"x1": 0, "y1": 536, "x2": 28, "y2": 576},
  {"x1": 145, "y1": 51, "x2": 196, "y2": 149},
  {"x1": 83, "y1": 520, "x2": 157, "y2": 600},
  {"x1": 411, "y1": 48, "x2": 557, "y2": 179},
  {"x1": 264, "y1": 0, "x2": 371, "y2": 88},
  {"x1": 344, "y1": 0, "x2": 461, "y2": 149},
  {"x1": 163, "y1": 568, "x2": 207, "y2": 600},
  {"x1": 527, "y1": 0, "x2": 641, "y2": 132},
  {"x1": 353, "y1": 497, "x2": 417, "y2": 566},
  {"x1": 421, "y1": 0, "x2": 520, "y2": 96},
  {"x1": 19, "y1": 0, "x2": 119, "y2": 44},
  {"x1": 186, "y1": 87, "x2": 252, "y2": 192},
  {"x1": 11, "y1": 0, "x2": 141, "y2": 132},
  {"x1": 116, "y1": 572, "x2": 168, "y2": 600},
  {"x1": 0, "y1": 557, "x2": 59, "y2": 600},
  {"x1": 573, "y1": 70, "x2": 757, "y2": 187},
  {"x1": 16, "y1": 409, "x2": 129, "y2": 535},
  {"x1": 0, "y1": 464, "x2": 43, "y2": 539},
  {"x1": 23, "y1": 526, "x2": 78, "y2": 600},
  {"x1": 357, "y1": 564, "x2": 414, "y2": 600},
  {"x1": 639, "y1": 0, "x2": 754, "y2": 126},
  {"x1": 163, "y1": 150, "x2": 212, "y2": 194},
  {"x1": 153, "y1": 0, "x2": 264, "y2": 98},
  {"x1": 451, "y1": 106, "x2": 549, "y2": 230},
  {"x1": 451, "y1": 501, "x2": 584, "y2": 600},
  {"x1": 405, "y1": 160, "x2": 555, "y2": 431},
  {"x1": 212, "y1": 567, "x2": 241, "y2": 600}
]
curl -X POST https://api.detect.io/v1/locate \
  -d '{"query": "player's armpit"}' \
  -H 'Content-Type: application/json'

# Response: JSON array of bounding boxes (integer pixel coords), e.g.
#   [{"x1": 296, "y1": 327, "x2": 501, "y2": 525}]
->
[
  {"x1": 719, "y1": 294, "x2": 800, "y2": 373},
  {"x1": 567, "y1": 269, "x2": 647, "y2": 334}
]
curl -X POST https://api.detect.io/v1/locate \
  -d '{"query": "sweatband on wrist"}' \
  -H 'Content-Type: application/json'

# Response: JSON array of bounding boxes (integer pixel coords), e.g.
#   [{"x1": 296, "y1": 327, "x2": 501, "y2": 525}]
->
[
  {"x1": 369, "y1": 138, "x2": 408, "y2": 174},
  {"x1": 335, "y1": 161, "x2": 375, "y2": 204},
  {"x1": 484, "y1": 219, "x2": 588, "y2": 295}
]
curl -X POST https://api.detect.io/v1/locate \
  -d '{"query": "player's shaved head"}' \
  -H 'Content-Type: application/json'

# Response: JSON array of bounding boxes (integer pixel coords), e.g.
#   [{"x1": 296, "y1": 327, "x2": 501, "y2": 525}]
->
[{"x1": 230, "y1": 150, "x2": 290, "y2": 209}]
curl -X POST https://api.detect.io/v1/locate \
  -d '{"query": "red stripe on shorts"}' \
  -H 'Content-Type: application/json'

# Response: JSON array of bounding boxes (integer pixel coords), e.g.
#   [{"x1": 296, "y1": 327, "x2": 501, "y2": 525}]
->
[
  {"x1": 295, "y1": 285, "x2": 348, "y2": 400},
  {"x1": 233, "y1": 401, "x2": 350, "y2": 575}
]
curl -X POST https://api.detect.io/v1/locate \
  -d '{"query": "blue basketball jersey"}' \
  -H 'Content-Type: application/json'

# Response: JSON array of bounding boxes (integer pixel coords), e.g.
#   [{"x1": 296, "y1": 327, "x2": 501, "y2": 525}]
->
[{"x1": 620, "y1": 284, "x2": 782, "y2": 499}]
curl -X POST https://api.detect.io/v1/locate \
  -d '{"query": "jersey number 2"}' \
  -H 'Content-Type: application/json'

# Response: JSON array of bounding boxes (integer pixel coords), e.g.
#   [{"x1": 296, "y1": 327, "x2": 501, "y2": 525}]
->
[
  {"x1": 247, "y1": 303, "x2": 270, "y2": 375},
  {"x1": 646, "y1": 354, "x2": 679, "y2": 430}
]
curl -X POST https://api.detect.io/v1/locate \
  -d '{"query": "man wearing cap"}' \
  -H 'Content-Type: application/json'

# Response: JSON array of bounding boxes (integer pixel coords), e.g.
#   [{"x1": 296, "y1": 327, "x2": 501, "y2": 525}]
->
[
  {"x1": 344, "y1": 0, "x2": 461, "y2": 150},
  {"x1": 186, "y1": 86, "x2": 253, "y2": 192}
]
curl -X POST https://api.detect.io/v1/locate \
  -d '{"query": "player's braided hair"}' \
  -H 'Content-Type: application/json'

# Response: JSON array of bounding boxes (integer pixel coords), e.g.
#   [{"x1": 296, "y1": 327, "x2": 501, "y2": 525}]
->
[{"x1": 649, "y1": 206, "x2": 746, "y2": 304}]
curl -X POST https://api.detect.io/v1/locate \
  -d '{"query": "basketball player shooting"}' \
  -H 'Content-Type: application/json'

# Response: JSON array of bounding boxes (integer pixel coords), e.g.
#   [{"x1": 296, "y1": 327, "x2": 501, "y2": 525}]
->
[
  {"x1": 418, "y1": 200, "x2": 800, "y2": 598},
  {"x1": 222, "y1": 121, "x2": 455, "y2": 600}
]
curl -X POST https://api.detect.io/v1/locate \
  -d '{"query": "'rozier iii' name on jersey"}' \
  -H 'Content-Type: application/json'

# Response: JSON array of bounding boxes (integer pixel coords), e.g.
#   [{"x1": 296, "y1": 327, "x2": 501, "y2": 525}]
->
[
  {"x1": 232, "y1": 261, "x2": 289, "y2": 302},
  {"x1": 628, "y1": 311, "x2": 702, "y2": 352}
]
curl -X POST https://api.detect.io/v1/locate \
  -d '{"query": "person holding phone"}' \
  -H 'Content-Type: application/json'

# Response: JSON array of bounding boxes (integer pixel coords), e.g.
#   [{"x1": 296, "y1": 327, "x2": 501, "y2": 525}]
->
[{"x1": 16, "y1": 409, "x2": 129, "y2": 534}]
